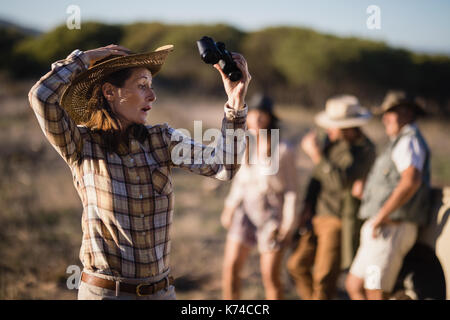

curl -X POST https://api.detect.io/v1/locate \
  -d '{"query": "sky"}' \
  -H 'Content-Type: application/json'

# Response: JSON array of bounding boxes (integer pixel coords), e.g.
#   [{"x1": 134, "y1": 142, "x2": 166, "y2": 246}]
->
[{"x1": 1, "y1": 0, "x2": 450, "y2": 55}]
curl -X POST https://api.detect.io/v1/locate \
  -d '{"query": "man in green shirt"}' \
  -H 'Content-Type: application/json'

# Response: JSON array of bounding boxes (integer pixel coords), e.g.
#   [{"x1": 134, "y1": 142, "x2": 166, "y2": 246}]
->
[{"x1": 287, "y1": 95, "x2": 376, "y2": 300}]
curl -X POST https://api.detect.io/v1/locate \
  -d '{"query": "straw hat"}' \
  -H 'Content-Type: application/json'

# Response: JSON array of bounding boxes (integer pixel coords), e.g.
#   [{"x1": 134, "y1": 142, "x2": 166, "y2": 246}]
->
[
  {"x1": 315, "y1": 95, "x2": 372, "y2": 129},
  {"x1": 373, "y1": 90, "x2": 426, "y2": 116},
  {"x1": 60, "y1": 44, "x2": 174, "y2": 125}
]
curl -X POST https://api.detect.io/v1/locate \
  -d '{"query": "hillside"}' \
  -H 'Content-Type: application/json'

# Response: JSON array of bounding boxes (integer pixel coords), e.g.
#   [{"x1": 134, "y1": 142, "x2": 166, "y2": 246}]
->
[{"x1": 0, "y1": 20, "x2": 449, "y2": 114}]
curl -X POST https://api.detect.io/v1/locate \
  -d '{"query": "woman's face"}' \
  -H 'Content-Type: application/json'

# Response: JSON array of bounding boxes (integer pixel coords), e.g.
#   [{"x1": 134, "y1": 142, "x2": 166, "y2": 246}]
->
[
  {"x1": 247, "y1": 109, "x2": 271, "y2": 131},
  {"x1": 104, "y1": 67, "x2": 156, "y2": 127}
]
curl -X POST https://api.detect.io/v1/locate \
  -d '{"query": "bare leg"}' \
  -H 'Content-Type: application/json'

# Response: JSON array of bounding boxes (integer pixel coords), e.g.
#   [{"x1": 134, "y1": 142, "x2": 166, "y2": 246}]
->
[
  {"x1": 222, "y1": 238, "x2": 251, "y2": 300},
  {"x1": 345, "y1": 273, "x2": 366, "y2": 300},
  {"x1": 260, "y1": 249, "x2": 284, "y2": 300}
]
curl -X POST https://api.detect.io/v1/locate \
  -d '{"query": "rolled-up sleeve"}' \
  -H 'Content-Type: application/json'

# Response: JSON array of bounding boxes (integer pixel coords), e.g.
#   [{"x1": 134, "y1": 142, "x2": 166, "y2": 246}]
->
[{"x1": 28, "y1": 49, "x2": 89, "y2": 166}]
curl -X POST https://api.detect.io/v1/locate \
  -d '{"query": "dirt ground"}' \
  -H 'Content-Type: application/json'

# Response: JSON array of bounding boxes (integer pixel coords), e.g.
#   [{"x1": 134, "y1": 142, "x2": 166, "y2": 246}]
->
[{"x1": 0, "y1": 80, "x2": 449, "y2": 299}]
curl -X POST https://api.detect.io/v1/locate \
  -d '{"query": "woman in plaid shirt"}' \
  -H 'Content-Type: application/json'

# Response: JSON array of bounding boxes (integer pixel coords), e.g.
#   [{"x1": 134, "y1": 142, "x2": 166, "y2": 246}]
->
[{"x1": 28, "y1": 44, "x2": 251, "y2": 300}]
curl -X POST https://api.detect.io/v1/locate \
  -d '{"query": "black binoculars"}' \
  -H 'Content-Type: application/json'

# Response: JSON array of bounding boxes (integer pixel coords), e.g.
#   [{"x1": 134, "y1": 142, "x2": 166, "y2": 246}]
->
[{"x1": 196, "y1": 36, "x2": 242, "y2": 82}]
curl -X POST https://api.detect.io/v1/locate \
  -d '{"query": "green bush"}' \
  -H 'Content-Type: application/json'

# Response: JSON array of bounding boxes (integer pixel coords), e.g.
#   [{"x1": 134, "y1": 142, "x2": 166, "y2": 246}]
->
[
  {"x1": 0, "y1": 26, "x2": 29, "y2": 72},
  {"x1": 10, "y1": 22, "x2": 123, "y2": 77}
]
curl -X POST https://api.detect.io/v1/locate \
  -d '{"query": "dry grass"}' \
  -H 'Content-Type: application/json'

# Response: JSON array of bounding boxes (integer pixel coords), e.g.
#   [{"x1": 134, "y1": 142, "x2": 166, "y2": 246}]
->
[{"x1": 0, "y1": 81, "x2": 448, "y2": 299}]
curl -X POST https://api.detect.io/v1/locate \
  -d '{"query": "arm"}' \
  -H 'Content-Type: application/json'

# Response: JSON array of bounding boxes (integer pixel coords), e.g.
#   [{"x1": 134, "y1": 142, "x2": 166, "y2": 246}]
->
[
  {"x1": 164, "y1": 105, "x2": 247, "y2": 181},
  {"x1": 301, "y1": 131, "x2": 352, "y2": 190},
  {"x1": 164, "y1": 53, "x2": 251, "y2": 181},
  {"x1": 28, "y1": 49, "x2": 89, "y2": 166},
  {"x1": 221, "y1": 169, "x2": 246, "y2": 229},
  {"x1": 351, "y1": 179, "x2": 365, "y2": 200},
  {"x1": 312, "y1": 155, "x2": 369, "y2": 191},
  {"x1": 371, "y1": 165, "x2": 422, "y2": 237},
  {"x1": 372, "y1": 133, "x2": 425, "y2": 237},
  {"x1": 278, "y1": 191, "x2": 298, "y2": 244},
  {"x1": 302, "y1": 132, "x2": 375, "y2": 190},
  {"x1": 28, "y1": 45, "x2": 130, "y2": 166},
  {"x1": 224, "y1": 166, "x2": 245, "y2": 210},
  {"x1": 276, "y1": 147, "x2": 299, "y2": 243}
]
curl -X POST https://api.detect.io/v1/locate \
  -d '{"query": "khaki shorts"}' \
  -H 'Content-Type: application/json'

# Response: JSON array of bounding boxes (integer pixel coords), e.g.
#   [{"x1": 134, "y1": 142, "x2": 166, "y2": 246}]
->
[
  {"x1": 227, "y1": 206, "x2": 281, "y2": 253},
  {"x1": 349, "y1": 217, "x2": 418, "y2": 293},
  {"x1": 78, "y1": 269, "x2": 176, "y2": 300}
]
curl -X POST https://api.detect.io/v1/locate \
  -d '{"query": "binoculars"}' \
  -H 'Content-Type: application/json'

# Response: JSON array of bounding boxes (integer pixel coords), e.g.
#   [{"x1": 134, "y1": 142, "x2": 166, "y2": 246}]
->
[{"x1": 196, "y1": 36, "x2": 242, "y2": 82}]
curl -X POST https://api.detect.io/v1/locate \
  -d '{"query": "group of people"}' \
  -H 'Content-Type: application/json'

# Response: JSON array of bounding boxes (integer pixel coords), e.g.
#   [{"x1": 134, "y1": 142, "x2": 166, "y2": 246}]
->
[
  {"x1": 27, "y1": 44, "x2": 430, "y2": 300},
  {"x1": 222, "y1": 91, "x2": 430, "y2": 300}
]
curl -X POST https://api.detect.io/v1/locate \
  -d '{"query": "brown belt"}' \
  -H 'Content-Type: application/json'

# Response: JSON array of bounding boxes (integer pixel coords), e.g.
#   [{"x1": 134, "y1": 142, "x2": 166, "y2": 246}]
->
[{"x1": 81, "y1": 272, "x2": 174, "y2": 296}]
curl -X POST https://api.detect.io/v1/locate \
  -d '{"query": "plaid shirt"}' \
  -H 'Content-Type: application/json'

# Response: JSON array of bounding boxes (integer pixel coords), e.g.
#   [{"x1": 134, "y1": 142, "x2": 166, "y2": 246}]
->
[{"x1": 28, "y1": 49, "x2": 247, "y2": 278}]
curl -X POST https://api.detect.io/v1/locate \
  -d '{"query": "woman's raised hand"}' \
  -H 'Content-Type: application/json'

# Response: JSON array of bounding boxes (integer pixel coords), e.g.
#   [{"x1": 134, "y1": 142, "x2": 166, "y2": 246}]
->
[
  {"x1": 214, "y1": 53, "x2": 251, "y2": 110},
  {"x1": 83, "y1": 44, "x2": 132, "y2": 66}
]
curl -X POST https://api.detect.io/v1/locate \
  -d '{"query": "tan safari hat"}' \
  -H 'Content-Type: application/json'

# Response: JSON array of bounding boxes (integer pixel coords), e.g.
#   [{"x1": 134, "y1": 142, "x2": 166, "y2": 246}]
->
[
  {"x1": 373, "y1": 90, "x2": 426, "y2": 116},
  {"x1": 60, "y1": 45, "x2": 174, "y2": 125},
  {"x1": 315, "y1": 94, "x2": 372, "y2": 129}
]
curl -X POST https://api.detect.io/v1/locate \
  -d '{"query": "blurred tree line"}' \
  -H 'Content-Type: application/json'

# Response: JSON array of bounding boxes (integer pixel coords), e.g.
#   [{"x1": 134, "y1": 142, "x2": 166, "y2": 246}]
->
[{"x1": 1, "y1": 21, "x2": 449, "y2": 115}]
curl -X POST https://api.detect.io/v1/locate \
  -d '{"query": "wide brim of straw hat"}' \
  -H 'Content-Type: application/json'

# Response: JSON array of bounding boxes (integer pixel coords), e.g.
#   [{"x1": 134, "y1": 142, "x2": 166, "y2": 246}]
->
[
  {"x1": 60, "y1": 45, "x2": 174, "y2": 125},
  {"x1": 315, "y1": 110, "x2": 372, "y2": 129}
]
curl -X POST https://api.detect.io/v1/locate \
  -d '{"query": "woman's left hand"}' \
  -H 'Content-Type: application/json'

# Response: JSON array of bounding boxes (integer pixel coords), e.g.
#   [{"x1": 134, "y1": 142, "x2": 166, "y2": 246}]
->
[{"x1": 214, "y1": 53, "x2": 251, "y2": 110}]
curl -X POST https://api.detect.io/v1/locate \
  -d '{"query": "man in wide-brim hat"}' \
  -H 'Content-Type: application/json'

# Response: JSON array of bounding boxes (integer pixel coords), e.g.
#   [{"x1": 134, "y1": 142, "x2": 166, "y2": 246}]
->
[
  {"x1": 346, "y1": 90, "x2": 431, "y2": 300},
  {"x1": 375, "y1": 90, "x2": 426, "y2": 117},
  {"x1": 28, "y1": 43, "x2": 251, "y2": 300},
  {"x1": 287, "y1": 95, "x2": 376, "y2": 300}
]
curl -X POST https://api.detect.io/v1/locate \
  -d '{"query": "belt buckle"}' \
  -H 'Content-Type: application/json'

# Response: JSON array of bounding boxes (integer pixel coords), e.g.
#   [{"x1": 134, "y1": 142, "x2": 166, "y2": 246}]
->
[{"x1": 136, "y1": 283, "x2": 155, "y2": 297}]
